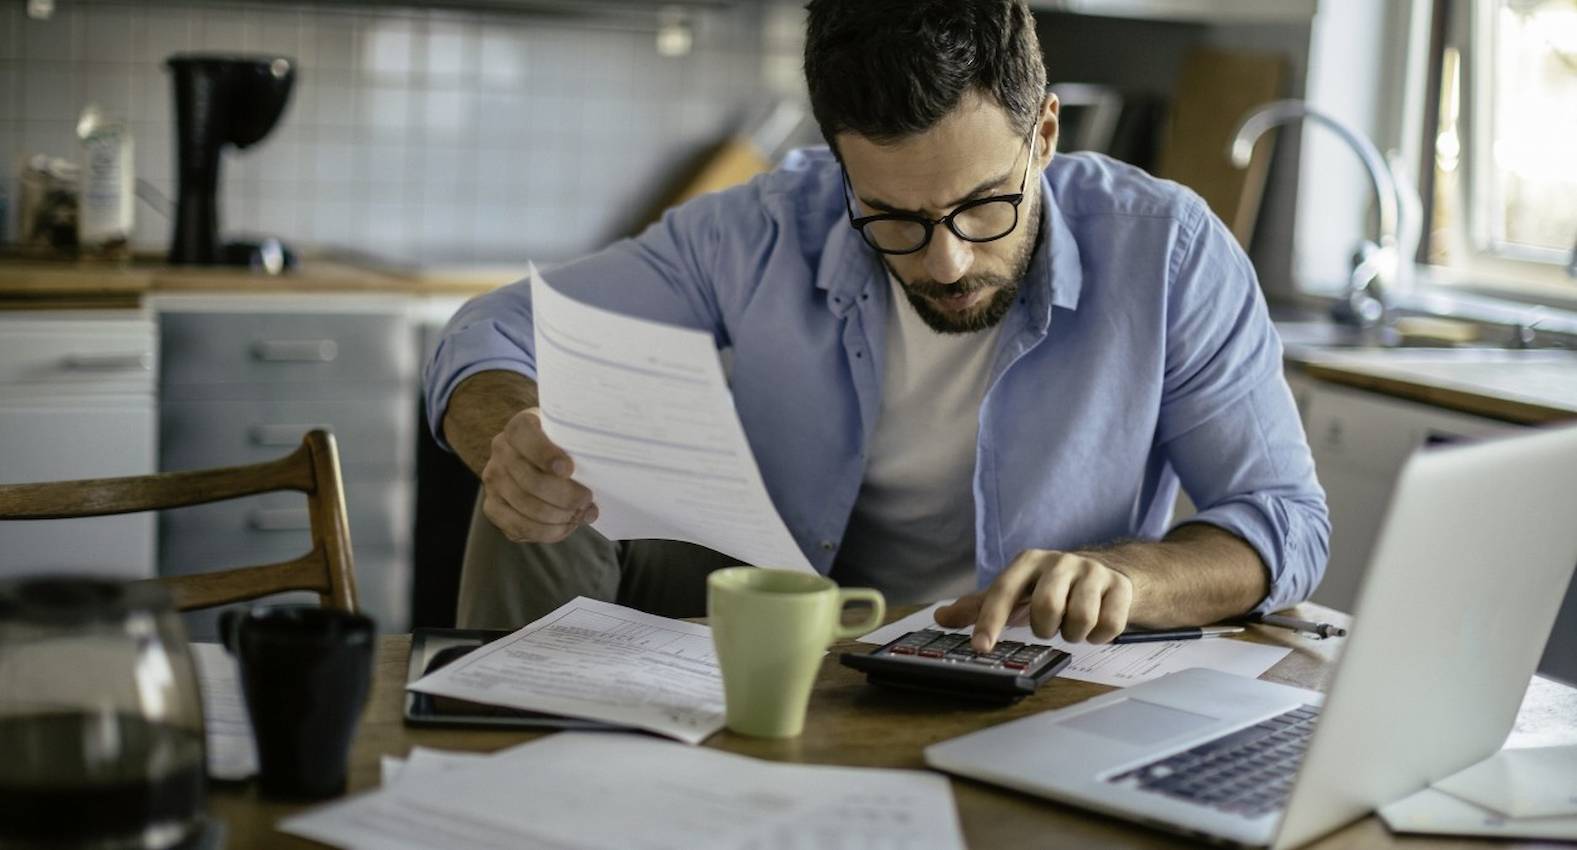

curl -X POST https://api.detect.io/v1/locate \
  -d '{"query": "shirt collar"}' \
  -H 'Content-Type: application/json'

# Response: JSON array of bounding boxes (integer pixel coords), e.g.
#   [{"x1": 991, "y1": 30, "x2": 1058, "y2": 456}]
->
[{"x1": 818, "y1": 169, "x2": 1084, "y2": 322}]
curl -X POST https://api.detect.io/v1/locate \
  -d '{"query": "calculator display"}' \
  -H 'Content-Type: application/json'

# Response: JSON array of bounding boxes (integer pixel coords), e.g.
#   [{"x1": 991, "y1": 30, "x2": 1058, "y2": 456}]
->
[{"x1": 840, "y1": 629, "x2": 1073, "y2": 701}]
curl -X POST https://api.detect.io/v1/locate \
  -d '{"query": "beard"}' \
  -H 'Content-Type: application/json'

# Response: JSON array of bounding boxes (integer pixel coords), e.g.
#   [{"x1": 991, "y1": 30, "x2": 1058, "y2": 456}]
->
[{"x1": 883, "y1": 193, "x2": 1042, "y2": 335}]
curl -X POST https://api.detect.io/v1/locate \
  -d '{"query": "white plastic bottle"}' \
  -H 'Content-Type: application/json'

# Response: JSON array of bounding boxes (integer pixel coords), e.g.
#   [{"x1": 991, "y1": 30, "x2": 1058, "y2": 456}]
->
[{"x1": 77, "y1": 104, "x2": 135, "y2": 257}]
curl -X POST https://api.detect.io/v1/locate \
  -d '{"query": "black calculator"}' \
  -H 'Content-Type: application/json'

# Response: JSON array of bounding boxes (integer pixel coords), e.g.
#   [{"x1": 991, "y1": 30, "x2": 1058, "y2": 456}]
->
[{"x1": 839, "y1": 629, "x2": 1072, "y2": 702}]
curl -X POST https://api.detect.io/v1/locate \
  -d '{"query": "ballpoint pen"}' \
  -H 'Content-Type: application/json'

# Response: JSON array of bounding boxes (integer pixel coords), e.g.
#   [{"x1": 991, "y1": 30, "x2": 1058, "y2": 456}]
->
[
  {"x1": 1111, "y1": 625, "x2": 1245, "y2": 644},
  {"x1": 1248, "y1": 613, "x2": 1348, "y2": 639}
]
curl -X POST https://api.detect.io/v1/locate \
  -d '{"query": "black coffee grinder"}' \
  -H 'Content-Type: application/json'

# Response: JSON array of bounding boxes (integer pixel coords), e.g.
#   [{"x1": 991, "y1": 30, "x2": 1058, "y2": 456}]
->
[{"x1": 167, "y1": 54, "x2": 296, "y2": 270}]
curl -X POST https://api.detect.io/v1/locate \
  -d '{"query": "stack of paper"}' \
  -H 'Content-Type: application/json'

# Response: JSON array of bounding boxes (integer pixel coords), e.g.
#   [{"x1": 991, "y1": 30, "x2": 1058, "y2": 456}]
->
[
  {"x1": 282, "y1": 733, "x2": 969, "y2": 850},
  {"x1": 190, "y1": 642, "x2": 257, "y2": 780},
  {"x1": 408, "y1": 597, "x2": 728, "y2": 743},
  {"x1": 1380, "y1": 745, "x2": 1577, "y2": 841},
  {"x1": 860, "y1": 602, "x2": 1292, "y2": 688}
]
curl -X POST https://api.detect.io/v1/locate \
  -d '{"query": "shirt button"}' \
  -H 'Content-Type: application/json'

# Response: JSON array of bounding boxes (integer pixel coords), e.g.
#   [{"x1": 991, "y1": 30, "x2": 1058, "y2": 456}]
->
[{"x1": 819, "y1": 540, "x2": 837, "y2": 552}]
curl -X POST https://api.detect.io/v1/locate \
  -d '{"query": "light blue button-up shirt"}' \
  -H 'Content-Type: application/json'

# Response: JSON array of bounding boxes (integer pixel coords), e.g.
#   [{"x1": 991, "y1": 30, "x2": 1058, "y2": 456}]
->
[{"x1": 425, "y1": 148, "x2": 1330, "y2": 613}]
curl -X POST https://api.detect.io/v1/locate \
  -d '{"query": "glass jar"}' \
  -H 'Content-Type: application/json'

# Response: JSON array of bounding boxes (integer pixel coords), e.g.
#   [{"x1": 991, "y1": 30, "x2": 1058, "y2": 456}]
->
[{"x1": 0, "y1": 576, "x2": 206, "y2": 850}]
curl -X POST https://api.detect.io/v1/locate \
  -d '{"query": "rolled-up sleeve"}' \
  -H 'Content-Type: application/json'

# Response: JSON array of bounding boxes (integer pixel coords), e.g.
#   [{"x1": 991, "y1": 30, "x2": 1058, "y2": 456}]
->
[
  {"x1": 422, "y1": 189, "x2": 735, "y2": 450},
  {"x1": 1158, "y1": 201, "x2": 1330, "y2": 613}
]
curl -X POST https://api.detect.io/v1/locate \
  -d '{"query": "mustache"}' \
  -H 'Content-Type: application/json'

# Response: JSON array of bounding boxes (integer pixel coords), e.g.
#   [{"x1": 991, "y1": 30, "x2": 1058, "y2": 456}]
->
[{"x1": 900, "y1": 274, "x2": 1013, "y2": 300}]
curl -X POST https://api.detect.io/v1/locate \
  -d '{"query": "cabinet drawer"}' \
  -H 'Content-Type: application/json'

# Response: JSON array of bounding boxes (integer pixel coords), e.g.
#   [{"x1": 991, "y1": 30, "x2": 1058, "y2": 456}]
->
[
  {"x1": 0, "y1": 315, "x2": 156, "y2": 394},
  {"x1": 160, "y1": 312, "x2": 414, "y2": 387},
  {"x1": 160, "y1": 398, "x2": 413, "y2": 475},
  {"x1": 158, "y1": 480, "x2": 410, "y2": 569}
]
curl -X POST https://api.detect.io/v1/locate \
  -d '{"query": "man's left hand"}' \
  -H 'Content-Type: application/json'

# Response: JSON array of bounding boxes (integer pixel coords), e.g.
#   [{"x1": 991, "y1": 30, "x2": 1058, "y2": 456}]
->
[{"x1": 934, "y1": 549, "x2": 1136, "y2": 651}]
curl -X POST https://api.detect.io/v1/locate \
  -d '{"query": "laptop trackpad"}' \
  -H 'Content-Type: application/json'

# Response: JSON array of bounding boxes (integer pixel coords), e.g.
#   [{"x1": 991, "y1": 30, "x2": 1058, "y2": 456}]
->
[{"x1": 1062, "y1": 698, "x2": 1220, "y2": 748}]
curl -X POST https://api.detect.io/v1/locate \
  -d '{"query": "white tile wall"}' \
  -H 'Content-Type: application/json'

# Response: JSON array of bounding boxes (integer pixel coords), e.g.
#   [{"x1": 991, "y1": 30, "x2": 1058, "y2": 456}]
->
[{"x1": 3, "y1": 0, "x2": 809, "y2": 264}]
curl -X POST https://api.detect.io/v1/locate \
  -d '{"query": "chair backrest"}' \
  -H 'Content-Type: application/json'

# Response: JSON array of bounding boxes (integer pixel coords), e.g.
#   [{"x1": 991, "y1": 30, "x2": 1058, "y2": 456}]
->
[{"x1": 0, "y1": 429, "x2": 357, "y2": 613}]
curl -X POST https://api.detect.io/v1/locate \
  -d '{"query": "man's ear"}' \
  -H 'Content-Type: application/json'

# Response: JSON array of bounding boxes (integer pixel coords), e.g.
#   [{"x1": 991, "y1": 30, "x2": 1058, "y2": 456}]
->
[{"x1": 1037, "y1": 95, "x2": 1060, "y2": 166}]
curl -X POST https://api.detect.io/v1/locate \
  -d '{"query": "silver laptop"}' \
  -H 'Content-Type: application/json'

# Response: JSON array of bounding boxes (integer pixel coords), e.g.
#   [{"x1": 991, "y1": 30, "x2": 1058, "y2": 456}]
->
[{"x1": 925, "y1": 424, "x2": 1577, "y2": 849}]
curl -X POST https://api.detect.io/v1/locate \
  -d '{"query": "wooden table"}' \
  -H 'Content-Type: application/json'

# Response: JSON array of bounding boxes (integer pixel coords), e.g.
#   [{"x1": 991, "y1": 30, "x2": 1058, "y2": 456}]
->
[{"x1": 210, "y1": 603, "x2": 1577, "y2": 849}]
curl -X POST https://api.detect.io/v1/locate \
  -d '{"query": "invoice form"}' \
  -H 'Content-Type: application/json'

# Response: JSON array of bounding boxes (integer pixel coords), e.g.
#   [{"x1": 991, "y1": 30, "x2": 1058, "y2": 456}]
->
[
  {"x1": 407, "y1": 597, "x2": 726, "y2": 744},
  {"x1": 531, "y1": 265, "x2": 814, "y2": 572}
]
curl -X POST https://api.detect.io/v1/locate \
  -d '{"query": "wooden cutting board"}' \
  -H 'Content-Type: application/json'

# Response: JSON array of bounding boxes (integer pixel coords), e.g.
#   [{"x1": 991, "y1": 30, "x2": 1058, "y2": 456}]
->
[{"x1": 1157, "y1": 47, "x2": 1287, "y2": 248}]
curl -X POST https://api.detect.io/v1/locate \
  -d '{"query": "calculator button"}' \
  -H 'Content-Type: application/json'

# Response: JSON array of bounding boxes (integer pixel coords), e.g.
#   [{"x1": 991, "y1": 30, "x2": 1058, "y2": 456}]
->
[
  {"x1": 888, "y1": 645, "x2": 917, "y2": 655},
  {"x1": 969, "y1": 656, "x2": 1003, "y2": 667},
  {"x1": 1002, "y1": 659, "x2": 1028, "y2": 670}
]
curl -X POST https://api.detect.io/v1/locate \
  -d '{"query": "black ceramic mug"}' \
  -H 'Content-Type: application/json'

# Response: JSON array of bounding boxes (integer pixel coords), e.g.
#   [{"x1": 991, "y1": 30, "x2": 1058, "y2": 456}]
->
[{"x1": 219, "y1": 605, "x2": 375, "y2": 800}]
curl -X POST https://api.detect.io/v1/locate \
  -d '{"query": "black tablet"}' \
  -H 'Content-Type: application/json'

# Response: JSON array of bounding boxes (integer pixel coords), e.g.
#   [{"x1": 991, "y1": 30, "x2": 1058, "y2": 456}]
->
[{"x1": 402, "y1": 627, "x2": 627, "y2": 730}]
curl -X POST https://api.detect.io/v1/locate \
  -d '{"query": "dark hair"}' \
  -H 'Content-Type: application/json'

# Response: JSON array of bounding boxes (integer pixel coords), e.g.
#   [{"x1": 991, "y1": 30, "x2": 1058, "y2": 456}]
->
[{"x1": 803, "y1": 0, "x2": 1047, "y2": 148}]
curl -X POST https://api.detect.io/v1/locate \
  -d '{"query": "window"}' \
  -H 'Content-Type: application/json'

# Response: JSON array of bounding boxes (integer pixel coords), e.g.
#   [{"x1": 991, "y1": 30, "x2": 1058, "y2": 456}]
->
[{"x1": 1426, "y1": 0, "x2": 1577, "y2": 295}]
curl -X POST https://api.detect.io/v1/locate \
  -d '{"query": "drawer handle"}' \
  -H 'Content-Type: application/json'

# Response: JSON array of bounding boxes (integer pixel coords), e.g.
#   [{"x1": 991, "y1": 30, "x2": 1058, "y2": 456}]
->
[
  {"x1": 252, "y1": 339, "x2": 339, "y2": 363},
  {"x1": 248, "y1": 509, "x2": 311, "y2": 532},
  {"x1": 61, "y1": 352, "x2": 152, "y2": 371},
  {"x1": 250, "y1": 424, "x2": 332, "y2": 447}
]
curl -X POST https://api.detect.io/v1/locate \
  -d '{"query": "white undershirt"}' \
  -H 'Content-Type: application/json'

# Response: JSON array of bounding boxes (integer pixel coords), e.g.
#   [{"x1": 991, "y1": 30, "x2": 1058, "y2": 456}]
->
[{"x1": 832, "y1": 275, "x2": 1004, "y2": 603}]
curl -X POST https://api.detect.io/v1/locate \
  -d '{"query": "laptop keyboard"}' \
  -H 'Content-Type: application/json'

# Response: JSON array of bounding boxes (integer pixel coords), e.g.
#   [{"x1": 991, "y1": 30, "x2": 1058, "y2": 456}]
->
[{"x1": 1108, "y1": 704, "x2": 1321, "y2": 818}]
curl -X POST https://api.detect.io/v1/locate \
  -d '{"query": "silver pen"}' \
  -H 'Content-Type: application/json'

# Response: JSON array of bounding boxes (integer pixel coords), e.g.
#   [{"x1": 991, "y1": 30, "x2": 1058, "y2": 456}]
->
[{"x1": 1253, "y1": 613, "x2": 1348, "y2": 639}]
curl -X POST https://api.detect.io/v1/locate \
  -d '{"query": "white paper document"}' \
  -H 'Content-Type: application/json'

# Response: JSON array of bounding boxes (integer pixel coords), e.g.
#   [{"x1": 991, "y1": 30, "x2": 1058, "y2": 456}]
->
[
  {"x1": 407, "y1": 597, "x2": 726, "y2": 744},
  {"x1": 530, "y1": 266, "x2": 813, "y2": 571},
  {"x1": 859, "y1": 601, "x2": 1290, "y2": 688},
  {"x1": 1380, "y1": 787, "x2": 1577, "y2": 842},
  {"x1": 190, "y1": 642, "x2": 257, "y2": 781},
  {"x1": 1431, "y1": 744, "x2": 1577, "y2": 819},
  {"x1": 282, "y1": 732, "x2": 967, "y2": 850},
  {"x1": 381, "y1": 746, "x2": 489, "y2": 788}
]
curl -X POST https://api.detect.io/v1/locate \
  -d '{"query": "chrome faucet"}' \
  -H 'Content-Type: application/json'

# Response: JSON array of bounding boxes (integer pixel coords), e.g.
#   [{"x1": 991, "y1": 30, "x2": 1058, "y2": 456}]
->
[{"x1": 1229, "y1": 99, "x2": 1422, "y2": 328}]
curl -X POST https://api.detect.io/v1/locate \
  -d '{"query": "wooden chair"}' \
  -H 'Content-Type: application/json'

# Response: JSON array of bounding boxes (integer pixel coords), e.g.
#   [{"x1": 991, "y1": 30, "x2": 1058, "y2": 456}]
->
[{"x1": 0, "y1": 429, "x2": 357, "y2": 612}]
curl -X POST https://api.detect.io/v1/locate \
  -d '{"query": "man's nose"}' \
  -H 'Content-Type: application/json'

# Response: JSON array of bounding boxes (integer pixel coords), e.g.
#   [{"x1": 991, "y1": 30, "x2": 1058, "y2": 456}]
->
[{"x1": 923, "y1": 227, "x2": 972, "y2": 285}]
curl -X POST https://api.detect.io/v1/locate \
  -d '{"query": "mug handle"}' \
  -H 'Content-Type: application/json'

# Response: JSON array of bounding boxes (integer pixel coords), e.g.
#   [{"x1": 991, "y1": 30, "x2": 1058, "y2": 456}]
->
[{"x1": 831, "y1": 588, "x2": 886, "y2": 641}]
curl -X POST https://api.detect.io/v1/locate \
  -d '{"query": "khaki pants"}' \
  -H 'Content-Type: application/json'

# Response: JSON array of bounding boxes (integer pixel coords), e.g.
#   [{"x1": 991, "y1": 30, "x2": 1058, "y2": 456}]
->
[{"x1": 455, "y1": 495, "x2": 742, "y2": 629}]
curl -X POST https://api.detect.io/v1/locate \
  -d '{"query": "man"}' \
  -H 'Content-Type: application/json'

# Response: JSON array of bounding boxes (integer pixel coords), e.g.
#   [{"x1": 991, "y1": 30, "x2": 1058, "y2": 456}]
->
[{"x1": 425, "y1": 0, "x2": 1329, "y2": 651}]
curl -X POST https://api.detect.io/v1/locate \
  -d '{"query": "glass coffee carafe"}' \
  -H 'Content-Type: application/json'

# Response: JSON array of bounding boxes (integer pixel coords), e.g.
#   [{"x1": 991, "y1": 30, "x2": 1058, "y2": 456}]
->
[{"x1": 0, "y1": 576, "x2": 207, "y2": 850}]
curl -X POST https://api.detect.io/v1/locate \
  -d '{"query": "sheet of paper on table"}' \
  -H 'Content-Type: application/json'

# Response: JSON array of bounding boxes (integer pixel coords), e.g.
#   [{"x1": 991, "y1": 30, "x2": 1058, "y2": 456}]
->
[
  {"x1": 859, "y1": 601, "x2": 1291, "y2": 689},
  {"x1": 406, "y1": 597, "x2": 726, "y2": 744},
  {"x1": 189, "y1": 642, "x2": 257, "y2": 781},
  {"x1": 530, "y1": 265, "x2": 813, "y2": 572},
  {"x1": 381, "y1": 746, "x2": 488, "y2": 788},
  {"x1": 1430, "y1": 744, "x2": 1577, "y2": 818},
  {"x1": 281, "y1": 733, "x2": 968, "y2": 850},
  {"x1": 1379, "y1": 787, "x2": 1577, "y2": 842},
  {"x1": 1380, "y1": 742, "x2": 1577, "y2": 841}
]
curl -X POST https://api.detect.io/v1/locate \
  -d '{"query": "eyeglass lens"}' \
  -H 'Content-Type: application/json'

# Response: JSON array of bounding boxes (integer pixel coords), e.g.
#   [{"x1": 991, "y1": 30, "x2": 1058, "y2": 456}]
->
[{"x1": 862, "y1": 200, "x2": 1019, "y2": 253}]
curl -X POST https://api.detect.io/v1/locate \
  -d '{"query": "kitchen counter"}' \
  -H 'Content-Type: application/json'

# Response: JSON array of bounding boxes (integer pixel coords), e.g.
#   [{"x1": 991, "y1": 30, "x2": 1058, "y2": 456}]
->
[
  {"x1": 1286, "y1": 347, "x2": 1577, "y2": 426},
  {"x1": 0, "y1": 252, "x2": 527, "y2": 309}
]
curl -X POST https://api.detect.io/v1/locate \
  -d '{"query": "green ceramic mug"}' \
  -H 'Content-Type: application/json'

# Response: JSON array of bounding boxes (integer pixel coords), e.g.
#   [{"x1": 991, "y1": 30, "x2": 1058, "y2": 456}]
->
[{"x1": 707, "y1": 567, "x2": 886, "y2": 738}]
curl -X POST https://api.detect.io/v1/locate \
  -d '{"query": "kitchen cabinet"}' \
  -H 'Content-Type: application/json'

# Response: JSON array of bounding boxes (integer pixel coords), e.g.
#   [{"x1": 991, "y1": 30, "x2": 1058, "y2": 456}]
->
[
  {"x1": 1290, "y1": 374, "x2": 1521, "y2": 613},
  {"x1": 153, "y1": 295, "x2": 419, "y2": 638},
  {"x1": 0, "y1": 312, "x2": 159, "y2": 580}
]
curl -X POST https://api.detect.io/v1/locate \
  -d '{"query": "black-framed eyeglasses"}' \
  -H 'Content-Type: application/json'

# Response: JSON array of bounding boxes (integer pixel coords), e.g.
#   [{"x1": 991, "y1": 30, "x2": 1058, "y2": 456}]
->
[{"x1": 842, "y1": 127, "x2": 1037, "y2": 256}]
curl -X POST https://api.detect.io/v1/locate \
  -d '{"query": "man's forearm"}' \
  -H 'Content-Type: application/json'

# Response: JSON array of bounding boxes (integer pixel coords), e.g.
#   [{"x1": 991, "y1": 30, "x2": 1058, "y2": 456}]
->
[
  {"x1": 440, "y1": 369, "x2": 540, "y2": 477},
  {"x1": 1085, "y1": 524, "x2": 1269, "y2": 628}
]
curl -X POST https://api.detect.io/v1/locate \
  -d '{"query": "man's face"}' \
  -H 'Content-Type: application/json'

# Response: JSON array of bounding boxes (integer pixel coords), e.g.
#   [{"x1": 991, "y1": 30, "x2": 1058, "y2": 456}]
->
[{"x1": 838, "y1": 92, "x2": 1057, "y2": 334}]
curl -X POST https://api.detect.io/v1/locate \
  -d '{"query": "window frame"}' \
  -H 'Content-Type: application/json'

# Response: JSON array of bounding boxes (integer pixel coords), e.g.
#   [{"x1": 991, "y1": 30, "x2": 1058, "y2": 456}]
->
[{"x1": 1421, "y1": 0, "x2": 1577, "y2": 301}]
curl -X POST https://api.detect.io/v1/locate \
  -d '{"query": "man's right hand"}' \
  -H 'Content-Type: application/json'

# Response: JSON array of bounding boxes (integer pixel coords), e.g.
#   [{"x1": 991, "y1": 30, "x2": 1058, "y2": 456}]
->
[{"x1": 480, "y1": 406, "x2": 598, "y2": 543}]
